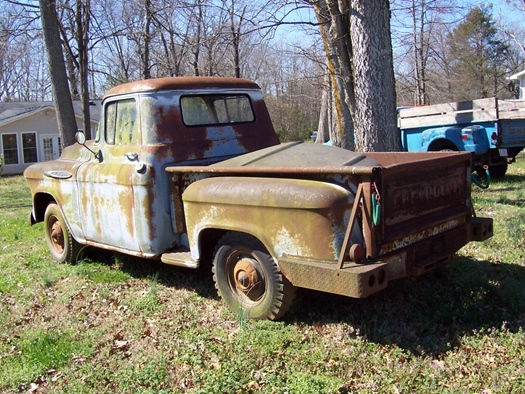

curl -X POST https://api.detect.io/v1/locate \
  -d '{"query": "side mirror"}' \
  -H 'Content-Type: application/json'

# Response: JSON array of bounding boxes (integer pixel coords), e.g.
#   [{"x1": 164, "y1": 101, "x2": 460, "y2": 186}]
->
[
  {"x1": 75, "y1": 132, "x2": 86, "y2": 145},
  {"x1": 75, "y1": 131, "x2": 101, "y2": 161}
]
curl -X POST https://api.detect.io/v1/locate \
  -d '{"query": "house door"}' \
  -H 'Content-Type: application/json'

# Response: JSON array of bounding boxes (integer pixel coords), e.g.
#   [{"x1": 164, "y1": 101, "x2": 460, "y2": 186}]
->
[{"x1": 41, "y1": 135, "x2": 62, "y2": 161}]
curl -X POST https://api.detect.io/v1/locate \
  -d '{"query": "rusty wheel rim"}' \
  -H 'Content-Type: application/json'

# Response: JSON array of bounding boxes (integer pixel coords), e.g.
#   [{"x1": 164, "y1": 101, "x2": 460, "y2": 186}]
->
[
  {"x1": 230, "y1": 256, "x2": 265, "y2": 303},
  {"x1": 49, "y1": 216, "x2": 65, "y2": 254}
]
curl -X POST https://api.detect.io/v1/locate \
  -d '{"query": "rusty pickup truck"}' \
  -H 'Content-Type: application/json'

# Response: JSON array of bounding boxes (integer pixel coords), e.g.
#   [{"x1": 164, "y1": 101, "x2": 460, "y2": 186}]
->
[{"x1": 24, "y1": 77, "x2": 493, "y2": 320}]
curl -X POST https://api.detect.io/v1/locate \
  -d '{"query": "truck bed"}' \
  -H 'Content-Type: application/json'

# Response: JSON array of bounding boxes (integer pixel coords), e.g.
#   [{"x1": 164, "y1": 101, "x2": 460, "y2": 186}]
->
[{"x1": 168, "y1": 144, "x2": 475, "y2": 260}]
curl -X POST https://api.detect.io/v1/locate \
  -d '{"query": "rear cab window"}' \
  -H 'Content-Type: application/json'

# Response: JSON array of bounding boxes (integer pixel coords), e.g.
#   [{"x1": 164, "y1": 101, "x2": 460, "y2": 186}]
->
[{"x1": 181, "y1": 94, "x2": 255, "y2": 126}]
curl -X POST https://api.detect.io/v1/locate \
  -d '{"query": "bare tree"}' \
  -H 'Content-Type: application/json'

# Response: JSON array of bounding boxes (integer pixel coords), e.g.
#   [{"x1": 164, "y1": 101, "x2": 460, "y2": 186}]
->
[
  {"x1": 39, "y1": 0, "x2": 77, "y2": 147},
  {"x1": 391, "y1": 1, "x2": 462, "y2": 105},
  {"x1": 52, "y1": 0, "x2": 92, "y2": 136},
  {"x1": 0, "y1": 2, "x2": 50, "y2": 101}
]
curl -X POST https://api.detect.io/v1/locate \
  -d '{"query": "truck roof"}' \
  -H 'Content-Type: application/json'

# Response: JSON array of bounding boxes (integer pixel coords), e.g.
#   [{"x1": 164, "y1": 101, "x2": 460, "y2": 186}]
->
[{"x1": 104, "y1": 76, "x2": 261, "y2": 99}]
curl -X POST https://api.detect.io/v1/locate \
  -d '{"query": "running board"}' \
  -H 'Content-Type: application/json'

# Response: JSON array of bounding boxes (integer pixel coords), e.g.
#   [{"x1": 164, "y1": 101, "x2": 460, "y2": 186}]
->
[{"x1": 161, "y1": 249, "x2": 199, "y2": 269}]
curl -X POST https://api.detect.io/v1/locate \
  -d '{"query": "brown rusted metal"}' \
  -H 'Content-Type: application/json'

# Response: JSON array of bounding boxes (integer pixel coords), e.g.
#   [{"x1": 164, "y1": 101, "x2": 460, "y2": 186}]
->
[
  {"x1": 182, "y1": 176, "x2": 355, "y2": 262},
  {"x1": 278, "y1": 256, "x2": 389, "y2": 298},
  {"x1": 470, "y1": 217, "x2": 493, "y2": 241},
  {"x1": 49, "y1": 217, "x2": 65, "y2": 254},
  {"x1": 337, "y1": 183, "x2": 364, "y2": 269},
  {"x1": 104, "y1": 76, "x2": 261, "y2": 98},
  {"x1": 167, "y1": 165, "x2": 378, "y2": 176},
  {"x1": 360, "y1": 180, "x2": 379, "y2": 258},
  {"x1": 233, "y1": 258, "x2": 263, "y2": 298}
]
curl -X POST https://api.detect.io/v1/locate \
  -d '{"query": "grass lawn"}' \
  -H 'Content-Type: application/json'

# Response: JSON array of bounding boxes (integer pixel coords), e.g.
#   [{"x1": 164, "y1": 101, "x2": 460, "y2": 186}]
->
[{"x1": 0, "y1": 157, "x2": 524, "y2": 393}]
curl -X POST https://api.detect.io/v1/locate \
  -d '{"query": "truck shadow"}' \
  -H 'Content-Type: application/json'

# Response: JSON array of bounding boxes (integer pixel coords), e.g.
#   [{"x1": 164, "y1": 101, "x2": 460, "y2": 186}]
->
[
  {"x1": 286, "y1": 257, "x2": 525, "y2": 357},
  {"x1": 82, "y1": 249, "x2": 525, "y2": 357},
  {"x1": 492, "y1": 173, "x2": 525, "y2": 184},
  {"x1": 80, "y1": 248, "x2": 219, "y2": 300}
]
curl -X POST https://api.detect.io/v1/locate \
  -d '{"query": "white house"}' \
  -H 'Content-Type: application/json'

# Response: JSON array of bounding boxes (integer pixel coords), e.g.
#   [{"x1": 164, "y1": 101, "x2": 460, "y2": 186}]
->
[
  {"x1": 509, "y1": 69, "x2": 525, "y2": 100},
  {"x1": 0, "y1": 101, "x2": 100, "y2": 175}
]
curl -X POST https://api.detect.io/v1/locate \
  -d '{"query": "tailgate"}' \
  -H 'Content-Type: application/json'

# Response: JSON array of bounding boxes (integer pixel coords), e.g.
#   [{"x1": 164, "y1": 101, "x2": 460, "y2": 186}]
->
[
  {"x1": 497, "y1": 99, "x2": 525, "y2": 147},
  {"x1": 366, "y1": 152, "x2": 473, "y2": 257},
  {"x1": 500, "y1": 119, "x2": 525, "y2": 147}
]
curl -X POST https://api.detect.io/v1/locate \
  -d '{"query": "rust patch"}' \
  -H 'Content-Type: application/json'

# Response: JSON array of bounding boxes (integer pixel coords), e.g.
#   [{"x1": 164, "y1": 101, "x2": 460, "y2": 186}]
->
[{"x1": 104, "y1": 76, "x2": 261, "y2": 99}]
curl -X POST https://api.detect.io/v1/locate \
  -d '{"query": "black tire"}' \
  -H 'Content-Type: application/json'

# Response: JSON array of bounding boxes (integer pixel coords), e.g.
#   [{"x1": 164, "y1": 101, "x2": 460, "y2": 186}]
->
[
  {"x1": 44, "y1": 203, "x2": 80, "y2": 264},
  {"x1": 488, "y1": 163, "x2": 507, "y2": 179},
  {"x1": 212, "y1": 233, "x2": 296, "y2": 320}
]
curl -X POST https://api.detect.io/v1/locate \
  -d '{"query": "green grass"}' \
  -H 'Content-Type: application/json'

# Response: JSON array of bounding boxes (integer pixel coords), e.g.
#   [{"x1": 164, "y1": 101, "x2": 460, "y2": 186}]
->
[{"x1": 1, "y1": 158, "x2": 525, "y2": 393}]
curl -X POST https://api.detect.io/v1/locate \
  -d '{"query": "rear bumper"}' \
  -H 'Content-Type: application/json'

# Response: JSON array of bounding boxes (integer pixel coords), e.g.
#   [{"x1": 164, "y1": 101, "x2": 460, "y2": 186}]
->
[
  {"x1": 470, "y1": 217, "x2": 493, "y2": 241},
  {"x1": 278, "y1": 216, "x2": 493, "y2": 299}
]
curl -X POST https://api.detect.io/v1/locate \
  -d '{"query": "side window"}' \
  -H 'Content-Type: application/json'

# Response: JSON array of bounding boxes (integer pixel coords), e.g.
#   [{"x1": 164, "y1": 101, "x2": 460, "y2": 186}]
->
[
  {"x1": 181, "y1": 94, "x2": 254, "y2": 126},
  {"x1": 105, "y1": 102, "x2": 117, "y2": 144},
  {"x1": 104, "y1": 99, "x2": 138, "y2": 145},
  {"x1": 214, "y1": 96, "x2": 254, "y2": 123},
  {"x1": 115, "y1": 99, "x2": 138, "y2": 144}
]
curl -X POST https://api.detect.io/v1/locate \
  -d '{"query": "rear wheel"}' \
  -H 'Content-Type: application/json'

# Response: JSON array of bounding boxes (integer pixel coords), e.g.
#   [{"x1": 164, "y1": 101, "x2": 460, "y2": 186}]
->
[
  {"x1": 44, "y1": 203, "x2": 80, "y2": 264},
  {"x1": 488, "y1": 163, "x2": 507, "y2": 179},
  {"x1": 212, "y1": 233, "x2": 296, "y2": 320}
]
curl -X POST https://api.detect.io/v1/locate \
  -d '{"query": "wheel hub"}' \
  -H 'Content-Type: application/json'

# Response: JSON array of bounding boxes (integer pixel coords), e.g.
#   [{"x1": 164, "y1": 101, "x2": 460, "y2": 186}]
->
[
  {"x1": 233, "y1": 258, "x2": 262, "y2": 298},
  {"x1": 50, "y1": 220, "x2": 64, "y2": 253}
]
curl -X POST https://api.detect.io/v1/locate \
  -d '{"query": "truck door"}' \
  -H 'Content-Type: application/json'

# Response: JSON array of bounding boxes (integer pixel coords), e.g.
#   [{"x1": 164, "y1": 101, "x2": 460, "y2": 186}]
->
[{"x1": 76, "y1": 98, "x2": 143, "y2": 252}]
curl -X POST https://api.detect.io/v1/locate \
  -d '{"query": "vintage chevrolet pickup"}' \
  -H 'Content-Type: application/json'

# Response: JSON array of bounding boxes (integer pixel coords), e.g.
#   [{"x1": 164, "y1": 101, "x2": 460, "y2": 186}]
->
[{"x1": 24, "y1": 77, "x2": 493, "y2": 320}]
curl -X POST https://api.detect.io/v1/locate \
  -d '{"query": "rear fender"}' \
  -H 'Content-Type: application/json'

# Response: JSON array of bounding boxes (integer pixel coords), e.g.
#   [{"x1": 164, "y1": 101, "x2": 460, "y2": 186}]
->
[{"x1": 182, "y1": 177, "x2": 361, "y2": 262}]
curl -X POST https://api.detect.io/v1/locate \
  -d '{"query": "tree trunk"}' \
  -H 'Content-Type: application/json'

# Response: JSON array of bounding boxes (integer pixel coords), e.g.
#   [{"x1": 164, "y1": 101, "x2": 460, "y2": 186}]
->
[
  {"x1": 349, "y1": 0, "x2": 400, "y2": 151},
  {"x1": 77, "y1": 0, "x2": 91, "y2": 139},
  {"x1": 39, "y1": 0, "x2": 77, "y2": 148},
  {"x1": 313, "y1": 0, "x2": 400, "y2": 152},
  {"x1": 312, "y1": 0, "x2": 355, "y2": 150},
  {"x1": 142, "y1": 0, "x2": 152, "y2": 80},
  {"x1": 316, "y1": 69, "x2": 335, "y2": 143}
]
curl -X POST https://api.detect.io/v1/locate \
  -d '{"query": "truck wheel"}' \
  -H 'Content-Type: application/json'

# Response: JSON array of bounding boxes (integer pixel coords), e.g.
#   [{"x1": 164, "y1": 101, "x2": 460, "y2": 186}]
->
[
  {"x1": 488, "y1": 163, "x2": 507, "y2": 179},
  {"x1": 44, "y1": 203, "x2": 80, "y2": 264},
  {"x1": 212, "y1": 233, "x2": 296, "y2": 320}
]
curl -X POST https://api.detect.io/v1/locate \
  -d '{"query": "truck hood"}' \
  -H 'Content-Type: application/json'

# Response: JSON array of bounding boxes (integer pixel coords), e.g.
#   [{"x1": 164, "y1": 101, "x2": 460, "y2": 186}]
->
[
  {"x1": 212, "y1": 141, "x2": 380, "y2": 169},
  {"x1": 24, "y1": 142, "x2": 91, "y2": 181}
]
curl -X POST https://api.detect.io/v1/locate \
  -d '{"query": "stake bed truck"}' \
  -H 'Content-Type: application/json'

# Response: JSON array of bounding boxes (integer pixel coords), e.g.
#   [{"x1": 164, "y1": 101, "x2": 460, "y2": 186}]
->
[{"x1": 398, "y1": 97, "x2": 525, "y2": 178}]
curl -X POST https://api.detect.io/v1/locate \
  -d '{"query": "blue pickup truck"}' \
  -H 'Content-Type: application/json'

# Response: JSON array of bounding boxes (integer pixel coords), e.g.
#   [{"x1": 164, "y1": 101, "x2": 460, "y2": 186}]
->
[{"x1": 398, "y1": 97, "x2": 525, "y2": 178}]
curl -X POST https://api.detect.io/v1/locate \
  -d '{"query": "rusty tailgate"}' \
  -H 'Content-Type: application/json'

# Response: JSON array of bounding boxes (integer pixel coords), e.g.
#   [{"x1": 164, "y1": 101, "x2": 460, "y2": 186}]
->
[{"x1": 366, "y1": 151, "x2": 473, "y2": 258}]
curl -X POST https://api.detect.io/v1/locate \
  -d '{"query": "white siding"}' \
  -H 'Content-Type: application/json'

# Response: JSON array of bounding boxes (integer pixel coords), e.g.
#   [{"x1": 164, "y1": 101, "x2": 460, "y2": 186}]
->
[{"x1": 0, "y1": 108, "x2": 97, "y2": 175}]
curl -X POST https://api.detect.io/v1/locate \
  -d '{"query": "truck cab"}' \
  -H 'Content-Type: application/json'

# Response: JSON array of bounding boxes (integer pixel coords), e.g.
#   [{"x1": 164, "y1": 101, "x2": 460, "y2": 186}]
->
[{"x1": 25, "y1": 77, "x2": 279, "y2": 260}]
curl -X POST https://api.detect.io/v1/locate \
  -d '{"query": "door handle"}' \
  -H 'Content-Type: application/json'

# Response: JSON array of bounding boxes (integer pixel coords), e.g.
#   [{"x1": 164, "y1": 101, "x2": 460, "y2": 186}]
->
[{"x1": 125, "y1": 152, "x2": 139, "y2": 161}]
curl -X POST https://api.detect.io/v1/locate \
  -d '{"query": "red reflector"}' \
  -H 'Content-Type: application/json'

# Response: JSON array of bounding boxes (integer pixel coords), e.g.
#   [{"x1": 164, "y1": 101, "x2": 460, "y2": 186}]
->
[{"x1": 461, "y1": 135, "x2": 468, "y2": 140}]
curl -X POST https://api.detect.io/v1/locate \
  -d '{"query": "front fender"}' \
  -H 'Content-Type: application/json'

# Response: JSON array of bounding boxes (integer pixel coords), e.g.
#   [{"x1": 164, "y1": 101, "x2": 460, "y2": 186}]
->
[{"x1": 182, "y1": 176, "x2": 361, "y2": 262}]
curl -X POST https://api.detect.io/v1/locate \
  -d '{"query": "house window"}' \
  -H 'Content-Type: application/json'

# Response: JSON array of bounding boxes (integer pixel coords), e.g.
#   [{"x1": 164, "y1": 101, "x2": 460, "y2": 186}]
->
[
  {"x1": 22, "y1": 132, "x2": 37, "y2": 163},
  {"x1": 2, "y1": 133, "x2": 18, "y2": 164}
]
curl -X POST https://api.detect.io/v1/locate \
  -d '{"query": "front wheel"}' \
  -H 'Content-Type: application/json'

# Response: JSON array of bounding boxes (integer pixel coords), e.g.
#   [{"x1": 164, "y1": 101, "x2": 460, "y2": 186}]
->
[
  {"x1": 212, "y1": 233, "x2": 296, "y2": 320},
  {"x1": 44, "y1": 203, "x2": 80, "y2": 264}
]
